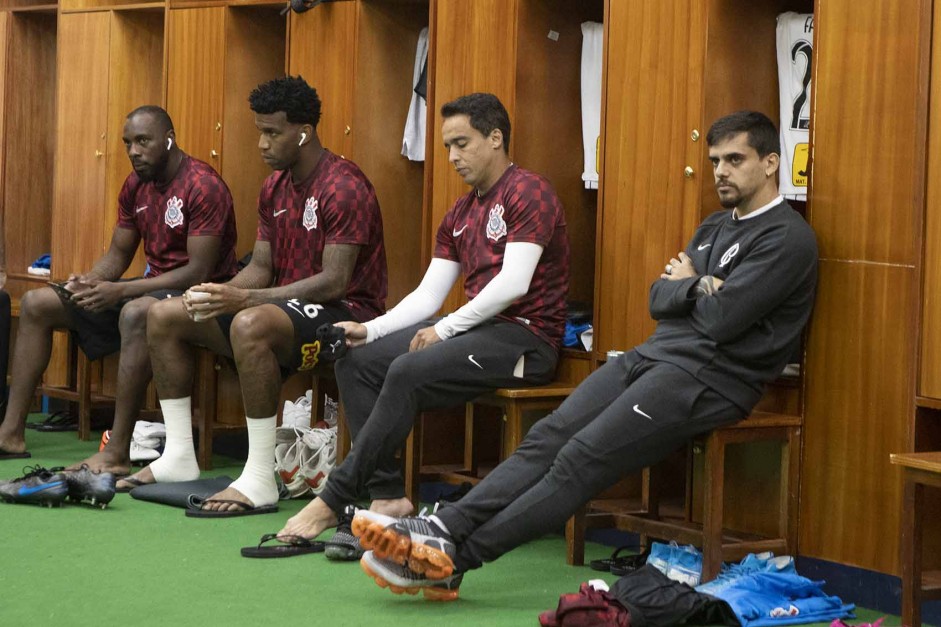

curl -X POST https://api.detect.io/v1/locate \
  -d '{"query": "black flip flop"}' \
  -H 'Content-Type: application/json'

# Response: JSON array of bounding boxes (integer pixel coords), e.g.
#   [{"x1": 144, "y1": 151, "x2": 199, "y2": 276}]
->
[
  {"x1": 0, "y1": 447, "x2": 30, "y2": 460},
  {"x1": 589, "y1": 544, "x2": 642, "y2": 572},
  {"x1": 610, "y1": 549, "x2": 651, "y2": 576},
  {"x1": 185, "y1": 497, "x2": 279, "y2": 518},
  {"x1": 34, "y1": 411, "x2": 79, "y2": 432},
  {"x1": 241, "y1": 533, "x2": 325, "y2": 558}
]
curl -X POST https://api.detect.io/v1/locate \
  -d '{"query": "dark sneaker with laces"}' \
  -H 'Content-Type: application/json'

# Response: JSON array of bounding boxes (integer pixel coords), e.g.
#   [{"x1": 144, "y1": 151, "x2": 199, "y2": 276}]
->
[
  {"x1": 352, "y1": 510, "x2": 456, "y2": 579},
  {"x1": 325, "y1": 505, "x2": 364, "y2": 561},
  {"x1": 360, "y1": 550, "x2": 462, "y2": 601},
  {"x1": 0, "y1": 466, "x2": 69, "y2": 507},
  {"x1": 65, "y1": 465, "x2": 116, "y2": 509}
]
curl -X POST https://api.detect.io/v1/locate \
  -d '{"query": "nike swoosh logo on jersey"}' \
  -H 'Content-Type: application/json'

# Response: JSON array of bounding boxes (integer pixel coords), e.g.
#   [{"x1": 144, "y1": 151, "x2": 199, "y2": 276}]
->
[
  {"x1": 273, "y1": 209, "x2": 288, "y2": 217},
  {"x1": 453, "y1": 224, "x2": 469, "y2": 237},
  {"x1": 697, "y1": 243, "x2": 712, "y2": 250},
  {"x1": 632, "y1": 404, "x2": 653, "y2": 420},
  {"x1": 468, "y1": 354, "x2": 483, "y2": 369},
  {"x1": 135, "y1": 206, "x2": 148, "y2": 213}
]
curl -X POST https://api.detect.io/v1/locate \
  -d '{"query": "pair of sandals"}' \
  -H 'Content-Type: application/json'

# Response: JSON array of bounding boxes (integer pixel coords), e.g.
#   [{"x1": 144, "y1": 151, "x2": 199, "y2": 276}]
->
[
  {"x1": 26, "y1": 411, "x2": 78, "y2": 432},
  {"x1": 590, "y1": 545, "x2": 651, "y2": 576}
]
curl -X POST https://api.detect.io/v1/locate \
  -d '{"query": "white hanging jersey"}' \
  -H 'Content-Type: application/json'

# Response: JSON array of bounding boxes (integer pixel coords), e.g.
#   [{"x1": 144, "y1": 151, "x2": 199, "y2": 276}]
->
[
  {"x1": 402, "y1": 27, "x2": 429, "y2": 162},
  {"x1": 776, "y1": 12, "x2": 813, "y2": 201},
  {"x1": 580, "y1": 22, "x2": 603, "y2": 190}
]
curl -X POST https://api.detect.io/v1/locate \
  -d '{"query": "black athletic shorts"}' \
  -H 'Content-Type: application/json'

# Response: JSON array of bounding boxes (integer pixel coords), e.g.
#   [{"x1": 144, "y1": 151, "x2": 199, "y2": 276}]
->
[
  {"x1": 64, "y1": 288, "x2": 183, "y2": 361},
  {"x1": 214, "y1": 298, "x2": 355, "y2": 375}
]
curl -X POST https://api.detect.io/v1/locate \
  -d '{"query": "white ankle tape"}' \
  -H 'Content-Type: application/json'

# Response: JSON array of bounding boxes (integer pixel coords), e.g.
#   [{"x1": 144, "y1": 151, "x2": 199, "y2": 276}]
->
[
  {"x1": 150, "y1": 397, "x2": 200, "y2": 483},
  {"x1": 230, "y1": 416, "x2": 278, "y2": 507}
]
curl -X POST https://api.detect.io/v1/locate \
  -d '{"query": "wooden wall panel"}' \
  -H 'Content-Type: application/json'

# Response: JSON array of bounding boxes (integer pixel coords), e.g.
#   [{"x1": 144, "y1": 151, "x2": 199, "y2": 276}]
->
[
  {"x1": 106, "y1": 10, "x2": 165, "y2": 277},
  {"x1": 288, "y1": 1, "x2": 357, "y2": 159},
  {"x1": 351, "y1": 0, "x2": 427, "y2": 306},
  {"x1": 514, "y1": 0, "x2": 602, "y2": 306},
  {"x1": 429, "y1": 0, "x2": 517, "y2": 312},
  {"x1": 801, "y1": 262, "x2": 915, "y2": 574},
  {"x1": 920, "y1": 0, "x2": 941, "y2": 398},
  {"x1": 808, "y1": 0, "x2": 926, "y2": 265},
  {"x1": 52, "y1": 12, "x2": 107, "y2": 280},
  {"x1": 166, "y1": 8, "x2": 225, "y2": 165},
  {"x1": 593, "y1": 0, "x2": 704, "y2": 356},
  {"x1": 0, "y1": 12, "x2": 7, "y2": 279},
  {"x1": 222, "y1": 6, "x2": 286, "y2": 258}
]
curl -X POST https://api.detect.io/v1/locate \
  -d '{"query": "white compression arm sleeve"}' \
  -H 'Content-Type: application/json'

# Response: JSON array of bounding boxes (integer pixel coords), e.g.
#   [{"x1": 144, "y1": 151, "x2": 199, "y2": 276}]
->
[
  {"x1": 434, "y1": 242, "x2": 544, "y2": 340},
  {"x1": 363, "y1": 258, "x2": 460, "y2": 343}
]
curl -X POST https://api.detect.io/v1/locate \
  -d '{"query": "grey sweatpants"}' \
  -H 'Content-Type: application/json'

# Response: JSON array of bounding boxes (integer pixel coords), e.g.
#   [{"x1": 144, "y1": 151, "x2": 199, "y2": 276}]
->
[
  {"x1": 435, "y1": 349, "x2": 749, "y2": 572},
  {"x1": 320, "y1": 319, "x2": 558, "y2": 511}
]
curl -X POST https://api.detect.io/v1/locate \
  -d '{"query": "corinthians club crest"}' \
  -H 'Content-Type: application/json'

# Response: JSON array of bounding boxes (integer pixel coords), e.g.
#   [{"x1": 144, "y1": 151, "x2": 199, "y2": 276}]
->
[
  {"x1": 303, "y1": 196, "x2": 319, "y2": 231},
  {"x1": 486, "y1": 203, "x2": 507, "y2": 242},
  {"x1": 165, "y1": 196, "x2": 184, "y2": 228}
]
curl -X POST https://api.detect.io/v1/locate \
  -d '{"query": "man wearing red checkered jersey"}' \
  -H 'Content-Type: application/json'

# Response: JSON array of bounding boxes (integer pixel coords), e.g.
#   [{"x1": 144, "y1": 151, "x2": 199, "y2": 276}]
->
[
  {"x1": 0, "y1": 106, "x2": 238, "y2": 476},
  {"x1": 275, "y1": 93, "x2": 570, "y2": 553},
  {"x1": 118, "y1": 77, "x2": 387, "y2": 516}
]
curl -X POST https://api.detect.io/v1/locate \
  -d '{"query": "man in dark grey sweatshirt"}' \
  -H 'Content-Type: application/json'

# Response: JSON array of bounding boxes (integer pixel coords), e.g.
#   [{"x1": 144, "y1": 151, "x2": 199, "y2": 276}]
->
[{"x1": 350, "y1": 110, "x2": 819, "y2": 601}]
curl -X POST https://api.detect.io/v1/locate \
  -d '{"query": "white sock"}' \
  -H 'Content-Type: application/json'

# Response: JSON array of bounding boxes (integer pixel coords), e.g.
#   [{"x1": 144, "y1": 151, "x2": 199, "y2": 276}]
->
[
  {"x1": 229, "y1": 416, "x2": 278, "y2": 507},
  {"x1": 149, "y1": 397, "x2": 200, "y2": 483},
  {"x1": 429, "y1": 515, "x2": 451, "y2": 537}
]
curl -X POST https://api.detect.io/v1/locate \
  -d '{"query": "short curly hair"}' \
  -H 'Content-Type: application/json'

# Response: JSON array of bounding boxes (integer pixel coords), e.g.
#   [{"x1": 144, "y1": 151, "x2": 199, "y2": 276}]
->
[{"x1": 249, "y1": 76, "x2": 322, "y2": 127}]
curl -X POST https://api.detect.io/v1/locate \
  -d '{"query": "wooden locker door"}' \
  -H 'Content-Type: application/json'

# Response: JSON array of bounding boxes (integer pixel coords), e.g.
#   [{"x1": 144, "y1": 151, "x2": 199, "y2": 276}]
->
[
  {"x1": 428, "y1": 0, "x2": 519, "y2": 312},
  {"x1": 593, "y1": 0, "x2": 705, "y2": 356},
  {"x1": 288, "y1": 0, "x2": 356, "y2": 158},
  {"x1": 0, "y1": 12, "x2": 8, "y2": 270},
  {"x1": 166, "y1": 7, "x2": 224, "y2": 166},
  {"x1": 52, "y1": 12, "x2": 110, "y2": 279}
]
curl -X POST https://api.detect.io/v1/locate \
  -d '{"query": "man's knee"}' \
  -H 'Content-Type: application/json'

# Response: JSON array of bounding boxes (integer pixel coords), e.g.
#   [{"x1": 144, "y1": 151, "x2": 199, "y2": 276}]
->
[
  {"x1": 19, "y1": 287, "x2": 66, "y2": 323},
  {"x1": 229, "y1": 307, "x2": 287, "y2": 352},
  {"x1": 147, "y1": 297, "x2": 188, "y2": 338},
  {"x1": 118, "y1": 297, "x2": 156, "y2": 336}
]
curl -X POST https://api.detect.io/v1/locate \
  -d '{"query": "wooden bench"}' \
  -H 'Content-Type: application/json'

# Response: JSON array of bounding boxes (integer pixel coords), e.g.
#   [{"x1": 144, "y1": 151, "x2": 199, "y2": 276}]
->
[
  {"x1": 566, "y1": 410, "x2": 802, "y2": 582},
  {"x1": 889, "y1": 451, "x2": 941, "y2": 627},
  {"x1": 404, "y1": 380, "x2": 576, "y2": 506}
]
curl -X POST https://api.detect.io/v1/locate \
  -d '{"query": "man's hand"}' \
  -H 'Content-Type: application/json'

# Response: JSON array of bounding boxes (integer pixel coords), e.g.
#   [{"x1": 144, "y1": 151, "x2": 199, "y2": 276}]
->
[
  {"x1": 71, "y1": 279, "x2": 126, "y2": 312},
  {"x1": 183, "y1": 283, "x2": 250, "y2": 320},
  {"x1": 334, "y1": 321, "x2": 368, "y2": 348},
  {"x1": 695, "y1": 276, "x2": 725, "y2": 296},
  {"x1": 661, "y1": 251, "x2": 698, "y2": 281},
  {"x1": 0, "y1": 268, "x2": 7, "y2": 290},
  {"x1": 409, "y1": 326, "x2": 443, "y2": 352}
]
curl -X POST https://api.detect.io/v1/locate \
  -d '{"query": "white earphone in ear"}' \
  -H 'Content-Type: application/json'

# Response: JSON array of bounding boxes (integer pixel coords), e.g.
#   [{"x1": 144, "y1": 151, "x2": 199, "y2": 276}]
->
[
  {"x1": 167, "y1": 137, "x2": 173, "y2": 149},
  {"x1": 298, "y1": 132, "x2": 308, "y2": 146}
]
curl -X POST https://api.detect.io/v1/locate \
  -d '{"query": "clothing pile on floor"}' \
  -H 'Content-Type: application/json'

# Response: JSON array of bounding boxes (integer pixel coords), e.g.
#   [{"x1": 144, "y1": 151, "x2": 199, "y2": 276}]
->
[{"x1": 541, "y1": 543, "x2": 854, "y2": 627}]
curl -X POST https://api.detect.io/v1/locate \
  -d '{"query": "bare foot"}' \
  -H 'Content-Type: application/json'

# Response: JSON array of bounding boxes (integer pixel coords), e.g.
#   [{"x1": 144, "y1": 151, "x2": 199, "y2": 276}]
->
[
  {"x1": 67, "y1": 449, "x2": 131, "y2": 475},
  {"x1": 369, "y1": 497, "x2": 414, "y2": 517},
  {"x1": 199, "y1": 487, "x2": 253, "y2": 512},
  {"x1": 0, "y1": 432, "x2": 26, "y2": 455},
  {"x1": 277, "y1": 497, "x2": 338, "y2": 540},
  {"x1": 115, "y1": 465, "x2": 156, "y2": 491}
]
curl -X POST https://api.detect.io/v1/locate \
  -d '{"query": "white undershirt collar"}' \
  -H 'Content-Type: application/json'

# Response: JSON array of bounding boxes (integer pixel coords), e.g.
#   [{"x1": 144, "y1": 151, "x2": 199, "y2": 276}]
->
[{"x1": 733, "y1": 195, "x2": 784, "y2": 221}]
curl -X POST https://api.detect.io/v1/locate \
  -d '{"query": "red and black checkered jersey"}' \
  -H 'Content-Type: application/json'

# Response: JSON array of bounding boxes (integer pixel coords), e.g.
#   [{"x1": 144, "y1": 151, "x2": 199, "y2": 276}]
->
[
  {"x1": 434, "y1": 165, "x2": 570, "y2": 349},
  {"x1": 256, "y1": 150, "x2": 387, "y2": 322},
  {"x1": 116, "y1": 155, "x2": 238, "y2": 283}
]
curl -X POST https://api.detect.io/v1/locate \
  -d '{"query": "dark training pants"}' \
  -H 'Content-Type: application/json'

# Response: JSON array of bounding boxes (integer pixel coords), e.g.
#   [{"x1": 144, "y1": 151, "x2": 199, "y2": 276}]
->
[
  {"x1": 435, "y1": 349, "x2": 749, "y2": 572},
  {"x1": 320, "y1": 319, "x2": 558, "y2": 511}
]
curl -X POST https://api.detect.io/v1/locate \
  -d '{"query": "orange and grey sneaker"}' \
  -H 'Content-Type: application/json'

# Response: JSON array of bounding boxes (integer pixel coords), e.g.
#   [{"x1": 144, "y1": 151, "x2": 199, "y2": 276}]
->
[
  {"x1": 352, "y1": 510, "x2": 456, "y2": 580},
  {"x1": 360, "y1": 550, "x2": 463, "y2": 601}
]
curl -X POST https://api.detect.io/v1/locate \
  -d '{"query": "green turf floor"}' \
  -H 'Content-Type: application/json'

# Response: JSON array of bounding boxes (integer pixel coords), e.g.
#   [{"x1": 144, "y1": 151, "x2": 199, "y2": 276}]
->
[{"x1": 0, "y1": 415, "x2": 901, "y2": 626}]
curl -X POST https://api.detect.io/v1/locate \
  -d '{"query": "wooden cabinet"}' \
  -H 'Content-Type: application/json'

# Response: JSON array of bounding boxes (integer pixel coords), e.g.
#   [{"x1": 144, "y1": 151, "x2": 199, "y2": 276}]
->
[
  {"x1": 167, "y1": 5, "x2": 285, "y2": 259},
  {"x1": 290, "y1": 0, "x2": 428, "y2": 305},
  {"x1": 428, "y1": 0, "x2": 602, "y2": 313}
]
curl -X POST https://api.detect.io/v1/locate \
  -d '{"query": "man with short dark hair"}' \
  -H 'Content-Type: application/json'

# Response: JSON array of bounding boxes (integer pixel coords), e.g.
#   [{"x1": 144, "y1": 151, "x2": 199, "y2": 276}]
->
[
  {"x1": 273, "y1": 92, "x2": 571, "y2": 562},
  {"x1": 0, "y1": 106, "x2": 239, "y2": 476},
  {"x1": 350, "y1": 110, "x2": 818, "y2": 601},
  {"x1": 118, "y1": 77, "x2": 387, "y2": 518}
]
